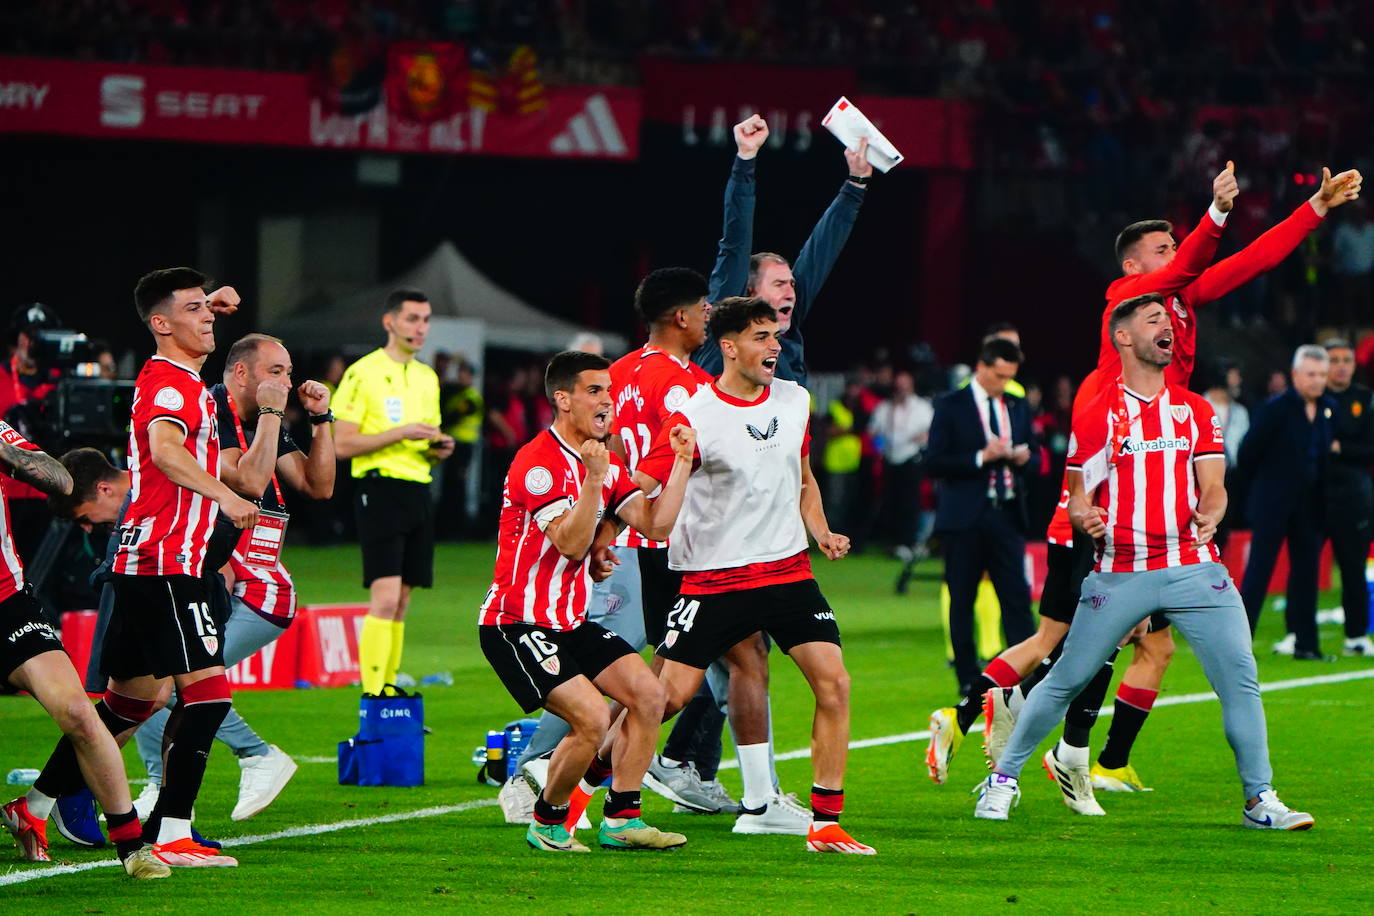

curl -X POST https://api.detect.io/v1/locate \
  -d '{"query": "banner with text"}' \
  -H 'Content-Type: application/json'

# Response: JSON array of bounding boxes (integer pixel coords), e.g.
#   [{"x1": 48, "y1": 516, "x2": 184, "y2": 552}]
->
[{"x1": 0, "y1": 55, "x2": 639, "y2": 160}]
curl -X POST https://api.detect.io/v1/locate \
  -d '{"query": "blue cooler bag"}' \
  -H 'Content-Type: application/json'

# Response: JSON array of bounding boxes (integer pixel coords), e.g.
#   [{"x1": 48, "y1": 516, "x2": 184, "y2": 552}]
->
[{"x1": 339, "y1": 686, "x2": 425, "y2": 787}]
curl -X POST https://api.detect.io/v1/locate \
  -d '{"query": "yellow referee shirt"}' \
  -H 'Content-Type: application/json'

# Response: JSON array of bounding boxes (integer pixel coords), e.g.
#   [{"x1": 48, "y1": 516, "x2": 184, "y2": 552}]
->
[{"x1": 334, "y1": 348, "x2": 442, "y2": 483}]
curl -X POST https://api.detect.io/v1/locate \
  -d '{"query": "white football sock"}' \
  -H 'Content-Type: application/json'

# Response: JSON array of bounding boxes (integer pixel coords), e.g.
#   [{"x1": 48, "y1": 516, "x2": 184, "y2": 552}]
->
[
  {"x1": 156, "y1": 816, "x2": 193, "y2": 845},
  {"x1": 23, "y1": 787, "x2": 55, "y2": 820},
  {"x1": 1056, "y1": 739, "x2": 1089, "y2": 768},
  {"x1": 737, "y1": 743, "x2": 772, "y2": 811}
]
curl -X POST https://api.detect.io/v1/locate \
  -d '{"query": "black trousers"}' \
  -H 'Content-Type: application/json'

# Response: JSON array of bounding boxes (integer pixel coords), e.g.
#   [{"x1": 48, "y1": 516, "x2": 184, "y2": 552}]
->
[
  {"x1": 881, "y1": 458, "x2": 923, "y2": 547},
  {"x1": 1326, "y1": 499, "x2": 1372, "y2": 639},
  {"x1": 1241, "y1": 498, "x2": 1323, "y2": 651},
  {"x1": 941, "y1": 501, "x2": 1035, "y2": 692}
]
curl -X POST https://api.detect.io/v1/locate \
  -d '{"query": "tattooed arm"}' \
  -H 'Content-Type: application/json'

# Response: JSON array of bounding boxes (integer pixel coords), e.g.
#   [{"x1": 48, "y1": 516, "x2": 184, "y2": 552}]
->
[{"x1": 0, "y1": 440, "x2": 72, "y2": 496}]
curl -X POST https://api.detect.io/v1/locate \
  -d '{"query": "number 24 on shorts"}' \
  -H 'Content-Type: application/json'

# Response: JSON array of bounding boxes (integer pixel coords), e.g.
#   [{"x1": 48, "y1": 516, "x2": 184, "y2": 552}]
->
[{"x1": 667, "y1": 598, "x2": 699, "y2": 632}]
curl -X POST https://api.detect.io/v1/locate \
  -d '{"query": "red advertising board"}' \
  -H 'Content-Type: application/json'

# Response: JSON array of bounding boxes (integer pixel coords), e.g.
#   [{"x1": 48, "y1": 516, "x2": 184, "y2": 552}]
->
[
  {"x1": 294, "y1": 603, "x2": 369, "y2": 689},
  {"x1": 225, "y1": 618, "x2": 302, "y2": 691},
  {"x1": 0, "y1": 55, "x2": 639, "y2": 160}
]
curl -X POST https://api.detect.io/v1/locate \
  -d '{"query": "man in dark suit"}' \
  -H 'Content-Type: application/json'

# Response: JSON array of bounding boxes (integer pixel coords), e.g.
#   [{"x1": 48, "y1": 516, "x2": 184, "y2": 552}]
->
[
  {"x1": 1238, "y1": 345, "x2": 1336, "y2": 659},
  {"x1": 927, "y1": 337, "x2": 1040, "y2": 692}
]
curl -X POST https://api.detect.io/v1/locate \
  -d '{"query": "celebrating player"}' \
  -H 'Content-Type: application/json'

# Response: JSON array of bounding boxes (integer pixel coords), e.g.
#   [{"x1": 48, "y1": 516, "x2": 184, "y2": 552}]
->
[
  {"x1": 634, "y1": 297, "x2": 874, "y2": 855},
  {"x1": 13, "y1": 269, "x2": 258, "y2": 868},
  {"x1": 479, "y1": 350, "x2": 696, "y2": 852},
  {"x1": 0, "y1": 424, "x2": 169, "y2": 878},
  {"x1": 974, "y1": 293, "x2": 1313, "y2": 830}
]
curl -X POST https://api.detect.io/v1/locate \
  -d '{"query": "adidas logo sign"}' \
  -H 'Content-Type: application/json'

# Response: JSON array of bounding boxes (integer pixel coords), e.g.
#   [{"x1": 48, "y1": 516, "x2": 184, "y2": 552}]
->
[{"x1": 550, "y1": 94, "x2": 626, "y2": 156}]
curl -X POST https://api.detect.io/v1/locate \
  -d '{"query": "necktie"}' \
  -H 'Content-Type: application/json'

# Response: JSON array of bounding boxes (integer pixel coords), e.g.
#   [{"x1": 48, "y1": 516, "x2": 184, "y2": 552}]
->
[{"x1": 989, "y1": 398, "x2": 1008, "y2": 501}]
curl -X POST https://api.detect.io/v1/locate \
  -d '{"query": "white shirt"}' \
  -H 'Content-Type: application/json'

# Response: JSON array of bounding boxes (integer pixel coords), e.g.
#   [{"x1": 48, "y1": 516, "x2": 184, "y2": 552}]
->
[
  {"x1": 869, "y1": 394, "x2": 934, "y2": 464},
  {"x1": 969, "y1": 377, "x2": 1015, "y2": 497}
]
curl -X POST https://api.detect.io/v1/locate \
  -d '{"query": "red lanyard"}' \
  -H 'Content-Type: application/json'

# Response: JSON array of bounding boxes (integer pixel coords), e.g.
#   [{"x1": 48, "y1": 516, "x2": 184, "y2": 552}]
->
[{"x1": 224, "y1": 390, "x2": 284, "y2": 507}]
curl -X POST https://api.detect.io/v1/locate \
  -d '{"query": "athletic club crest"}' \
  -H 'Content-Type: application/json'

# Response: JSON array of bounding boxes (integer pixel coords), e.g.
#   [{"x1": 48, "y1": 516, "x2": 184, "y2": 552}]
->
[
  {"x1": 664, "y1": 630, "x2": 679, "y2": 647},
  {"x1": 1088, "y1": 593, "x2": 1109, "y2": 611},
  {"x1": 202, "y1": 636, "x2": 219, "y2": 655},
  {"x1": 1170, "y1": 405, "x2": 1190, "y2": 423},
  {"x1": 540, "y1": 655, "x2": 561, "y2": 675}
]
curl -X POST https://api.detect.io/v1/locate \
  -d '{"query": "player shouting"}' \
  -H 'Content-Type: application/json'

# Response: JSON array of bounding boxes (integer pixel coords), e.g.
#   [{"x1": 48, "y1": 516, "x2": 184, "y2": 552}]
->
[
  {"x1": 634, "y1": 297, "x2": 874, "y2": 855},
  {"x1": 973, "y1": 293, "x2": 1314, "y2": 831},
  {"x1": 479, "y1": 351, "x2": 696, "y2": 852}
]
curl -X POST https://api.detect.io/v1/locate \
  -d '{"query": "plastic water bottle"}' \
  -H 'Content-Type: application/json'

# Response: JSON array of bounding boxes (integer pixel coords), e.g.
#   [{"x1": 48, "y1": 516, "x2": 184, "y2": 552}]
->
[
  {"x1": 6, "y1": 768, "x2": 39, "y2": 786},
  {"x1": 419, "y1": 671, "x2": 453, "y2": 687},
  {"x1": 504, "y1": 718, "x2": 540, "y2": 779},
  {"x1": 478, "y1": 730, "x2": 505, "y2": 787}
]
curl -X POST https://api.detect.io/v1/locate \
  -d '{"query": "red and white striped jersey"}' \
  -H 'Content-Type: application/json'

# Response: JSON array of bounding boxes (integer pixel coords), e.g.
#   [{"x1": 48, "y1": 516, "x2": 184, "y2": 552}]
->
[
  {"x1": 1067, "y1": 378, "x2": 1225, "y2": 573},
  {"x1": 114, "y1": 356, "x2": 220, "y2": 578},
  {"x1": 0, "y1": 421, "x2": 41, "y2": 602},
  {"x1": 608, "y1": 345, "x2": 712, "y2": 549},
  {"x1": 228, "y1": 537, "x2": 296, "y2": 624},
  {"x1": 480, "y1": 428, "x2": 643, "y2": 630}
]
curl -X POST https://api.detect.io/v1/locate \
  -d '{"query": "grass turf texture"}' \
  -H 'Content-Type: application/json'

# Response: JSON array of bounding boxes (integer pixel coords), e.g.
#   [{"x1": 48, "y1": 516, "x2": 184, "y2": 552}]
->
[{"x1": 1, "y1": 542, "x2": 1371, "y2": 914}]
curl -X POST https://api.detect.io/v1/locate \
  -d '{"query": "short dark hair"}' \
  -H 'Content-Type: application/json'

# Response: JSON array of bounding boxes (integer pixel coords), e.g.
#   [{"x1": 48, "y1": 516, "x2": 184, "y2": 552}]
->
[
  {"x1": 224, "y1": 333, "x2": 285, "y2": 379},
  {"x1": 385, "y1": 289, "x2": 428, "y2": 315},
  {"x1": 49, "y1": 447, "x2": 122, "y2": 519},
  {"x1": 984, "y1": 321, "x2": 1018, "y2": 338},
  {"x1": 1114, "y1": 219, "x2": 1173, "y2": 264},
  {"x1": 634, "y1": 268, "x2": 709, "y2": 325},
  {"x1": 544, "y1": 350, "x2": 611, "y2": 402},
  {"x1": 976, "y1": 337, "x2": 1023, "y2": 367},
  {"x1": 1108, "y1": 292, "x2": 1167, "y2": 338},
  {"x1": 746, "y1": 252, "x2": 790, "y2": 293},
  {"x1": 709, "y1": 296, "x2": 776, "y2": 340},
  {"x1": 134, "y1": 268, "x2": 208, "y2": 324}
]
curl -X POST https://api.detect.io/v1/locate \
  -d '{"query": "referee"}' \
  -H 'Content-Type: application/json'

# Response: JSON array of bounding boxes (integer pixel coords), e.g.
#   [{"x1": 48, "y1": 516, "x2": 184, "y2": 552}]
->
[{"x1": 334, "y1": 289, "x2": 454, "y2": 695}]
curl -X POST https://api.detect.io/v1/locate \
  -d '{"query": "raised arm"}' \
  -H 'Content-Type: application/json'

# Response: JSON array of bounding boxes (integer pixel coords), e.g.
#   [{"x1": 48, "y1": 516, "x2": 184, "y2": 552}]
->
[
  {"x1": 542, "y1": 441, "x2": 613, "y2": 561},
  {"x1": 616, "y1": 426, "x2": 696, "y2": 542},
  {"x1": 148, "y1": 420, "x2": 258, "y2": 528},
  {"x1": 218, "y1": 380, "x2": 287, "y2": 498},
  {"x1": 1188, "y1": 168, "x2": 1360, "y2": 306},
  {"x1": 788, "y1": 139, "x2": 872, "y2": 327},
  {"x1": 274, "y1": 380, "x2": 336, "y2": 499}
]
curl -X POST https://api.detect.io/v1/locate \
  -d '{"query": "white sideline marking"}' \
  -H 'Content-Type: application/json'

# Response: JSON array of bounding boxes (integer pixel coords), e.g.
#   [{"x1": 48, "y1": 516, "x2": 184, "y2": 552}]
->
[
  {"x1": 716, "y1": 666, "x2": 1374, "y2": 769},
  {"x1": 4, "y1": 666, "x2": 1369, "y2": 886},
  {"x1": 0, "y1": 798, "x2": 499, "y2": 887}
]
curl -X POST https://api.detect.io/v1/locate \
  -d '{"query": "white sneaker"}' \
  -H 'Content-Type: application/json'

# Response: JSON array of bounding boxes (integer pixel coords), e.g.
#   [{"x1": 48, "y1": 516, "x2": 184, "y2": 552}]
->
[
  {"x1": 231, "y1": 745, "x2": 298, "y2": 821},
  {"x1": 498, "y1": 775, "x2": 537, "y2": 824},
  {"x1": 519, "y1": 755, "x2": 550, "y2": 793},
  {"x1": 982, "y1": 688, "x2": 1018, "y2": 768},
  {"x1": 1042, "y1": 744, "x2": 1105, "y2": 816},
  {"x1": 732, "y1": 792, "x2": 813, "y2": 835},
  {"x1": 1242, "y1": 790, "x2": 1314, "y2": 830},
  {"x1": 133, "y1": 782, "x2": 159, "y2": 822},
  {"x1": 1272, "y1": 632, "x2": 1297, "y2": 656},
  {"x1": 1343, "y1": 635, "x2": 1374, "y2": 657},
  {"x1": 973, "y1": 773, "x2": 1020, "y2": 820}
]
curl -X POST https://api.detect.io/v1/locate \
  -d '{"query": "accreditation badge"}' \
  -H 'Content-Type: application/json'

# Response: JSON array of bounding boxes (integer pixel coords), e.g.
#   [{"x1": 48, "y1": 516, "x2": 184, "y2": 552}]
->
[{"x1": 242, "y1": 509, "x2": 290, "y2": 570}]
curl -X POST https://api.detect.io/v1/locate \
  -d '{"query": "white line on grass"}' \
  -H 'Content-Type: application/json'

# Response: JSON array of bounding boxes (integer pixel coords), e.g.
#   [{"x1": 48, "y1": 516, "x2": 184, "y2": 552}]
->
[
  {"x1": 4, "y1": 666, "x2": 1369, "y2": 886},
  {"x1": 0, "y1": 798, "x2": 500, "y2": 887}
]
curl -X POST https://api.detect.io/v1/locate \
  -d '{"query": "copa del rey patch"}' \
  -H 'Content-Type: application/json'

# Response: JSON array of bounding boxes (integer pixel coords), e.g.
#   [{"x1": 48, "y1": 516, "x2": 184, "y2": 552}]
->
[{"x1": 540, "y1": 655, "x2": 560, "y2": 675}]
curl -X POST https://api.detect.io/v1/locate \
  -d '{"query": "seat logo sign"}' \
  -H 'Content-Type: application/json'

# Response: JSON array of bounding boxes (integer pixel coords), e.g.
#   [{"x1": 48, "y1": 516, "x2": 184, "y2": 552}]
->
[{"x1": 101, "y1": 75, "x2": 145, "y2": 128}]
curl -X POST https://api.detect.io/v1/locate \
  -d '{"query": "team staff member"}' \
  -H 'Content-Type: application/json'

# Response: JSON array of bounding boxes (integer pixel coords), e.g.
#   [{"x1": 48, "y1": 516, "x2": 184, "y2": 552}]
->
[
  {"x1": 334, "y1": 289, "x2": 454, "y2": 695},
  {"x1": 1322, "y1": 339, "x2": 1374, "y2": 657}
]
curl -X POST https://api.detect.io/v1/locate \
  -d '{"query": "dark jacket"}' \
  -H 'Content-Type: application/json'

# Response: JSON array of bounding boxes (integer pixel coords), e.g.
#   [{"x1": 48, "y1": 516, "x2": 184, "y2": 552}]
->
[
  {"x1": 1238, "y1": 388, "x2": 1335, "y2": 523},
  {"x1": 694, "y1": 156, "x2": 866, "y2": 387},
  {"x1": 926, "y1": 385, "x2": 1040, "y2": 533},
  {"x1": 1326, "y1": 382, "x2": 1374, "y2": 513}
]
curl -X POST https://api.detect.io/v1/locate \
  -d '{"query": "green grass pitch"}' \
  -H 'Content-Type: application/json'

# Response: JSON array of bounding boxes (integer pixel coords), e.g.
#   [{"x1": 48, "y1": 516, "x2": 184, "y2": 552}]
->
[{"x1": 1, "y1": 542, "x2": 1371, "y2": 914}]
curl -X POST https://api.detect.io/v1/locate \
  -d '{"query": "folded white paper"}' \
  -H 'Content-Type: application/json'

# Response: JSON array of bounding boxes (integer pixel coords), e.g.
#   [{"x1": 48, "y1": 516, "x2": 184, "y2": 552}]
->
[{"x1": 822, "y1": 97, "x2": 904, "y2": 173}]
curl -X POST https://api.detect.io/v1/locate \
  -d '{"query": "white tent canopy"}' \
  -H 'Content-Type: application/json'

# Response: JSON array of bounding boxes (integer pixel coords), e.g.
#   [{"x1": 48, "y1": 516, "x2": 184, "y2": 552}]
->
[{"x1": 269, "y1": 240, "x2": 625, "y2": 354}]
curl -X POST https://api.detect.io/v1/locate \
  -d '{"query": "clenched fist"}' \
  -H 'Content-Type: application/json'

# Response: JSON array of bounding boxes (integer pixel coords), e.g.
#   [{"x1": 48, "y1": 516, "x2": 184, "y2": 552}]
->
[
  {"x1": 845, "y1": 137, "x2": 873, "y2": 180},
  {"x1": 206, "y1": 286, "x2": 241, "y2": 315},
  {"x1": 298, "y1": 380, "x2": 330, "y2": 415},
  {"x1": 256, "y1": 378, "x2": 290, "y2": 412},
  {"x1": 670, "y1": 425, "x2": 697, "y2": 461},
  {"x1": 734, "y1": 114, "x2": 769, "y2": 160},
  {"x1": 817, "y1": 531, "x2": 851, "y2": 560},
  {"x1": 580, "y1": 439, "x2": 610, "y2": 481}
]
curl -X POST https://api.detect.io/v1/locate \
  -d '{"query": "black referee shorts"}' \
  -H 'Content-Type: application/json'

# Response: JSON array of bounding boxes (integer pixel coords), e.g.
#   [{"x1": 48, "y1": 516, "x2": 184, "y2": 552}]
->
[{"x1": 355, "y1": 474, "x2": 435, "y2": 588}]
